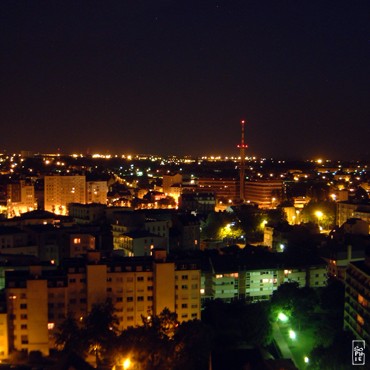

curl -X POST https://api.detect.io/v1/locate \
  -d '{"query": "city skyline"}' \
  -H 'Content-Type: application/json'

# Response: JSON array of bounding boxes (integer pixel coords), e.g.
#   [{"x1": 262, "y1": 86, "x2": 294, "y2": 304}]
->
[{"x1": 1, "y1": 1, "x2": 370, "y2": 160}]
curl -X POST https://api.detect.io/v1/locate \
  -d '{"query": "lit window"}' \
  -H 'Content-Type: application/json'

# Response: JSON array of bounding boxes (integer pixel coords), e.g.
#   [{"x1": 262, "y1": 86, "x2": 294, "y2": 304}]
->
[
  {"x1": 74, "y1": 238, "x2": 81, "y2": 244},
  {"x1": 357, "y1": 314, "x2": 365, "y2": 326},
  {"x1": 358, "y1": 295, "x2": 368, "y2": 307}
]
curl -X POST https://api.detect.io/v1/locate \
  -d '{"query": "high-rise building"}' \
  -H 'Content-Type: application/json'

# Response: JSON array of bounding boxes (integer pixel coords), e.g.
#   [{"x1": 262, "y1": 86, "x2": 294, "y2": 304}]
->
[
  {"x1": 344, "y1": 259, "x2": 370, "y2": 347},
  {"x1": 44, "y1": 175, "x2": 86, "y2": 215}
]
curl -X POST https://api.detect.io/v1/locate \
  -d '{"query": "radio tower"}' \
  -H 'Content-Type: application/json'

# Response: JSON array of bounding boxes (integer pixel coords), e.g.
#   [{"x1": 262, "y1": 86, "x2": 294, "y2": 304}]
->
[{"x1": 237, "y1": 120, "x2": 247, "y2": 201}]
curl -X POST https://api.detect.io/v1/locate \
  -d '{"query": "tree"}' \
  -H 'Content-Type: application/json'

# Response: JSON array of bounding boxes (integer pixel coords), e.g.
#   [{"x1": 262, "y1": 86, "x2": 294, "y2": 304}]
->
[
  {"x1": 202, "y1": 300, "x2": 272, "y2": 348},
  {"x1": 270, "y1": 282, "x2": 318, "y2": 331},
  {"x1": 173, "y1": 319, "x2": 213, "y2": 370},
  {"x1": 116, "y1": 325, "x2": 173, "y2": 370},
  {"x1": 300, "y1": 200, "x2": 336, "y2": 229},
  {"x1": 114, "y1": 308, "x2": 178, "y2": 370},
  {"x1": 54, "y1": 312, "x2": 88, "y2": 356},
  {"x1": 142, "y1": 307, "x2": 179, "y2": 339},
  {"x1": 83, "y1": 298, "x2": 119, "y2": 365},
  {"x1": 308, "y1": 331, "x2": 355, "y2": 370},
  {"x1": 201, "y1": 212, "x2": 225, "y2": 239}
]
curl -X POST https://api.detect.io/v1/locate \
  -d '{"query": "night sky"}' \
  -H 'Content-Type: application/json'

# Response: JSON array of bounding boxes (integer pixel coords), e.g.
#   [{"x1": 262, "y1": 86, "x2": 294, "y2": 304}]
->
[{"x1": 1, "y1": 1, "x2": 370, "y2": 159}]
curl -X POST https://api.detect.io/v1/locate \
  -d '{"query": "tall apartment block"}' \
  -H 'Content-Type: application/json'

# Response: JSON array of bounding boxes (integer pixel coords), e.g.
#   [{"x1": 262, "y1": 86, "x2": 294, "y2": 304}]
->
[
  {"x1": 344, "y1": 259, "x2": 370, "y2": 346},
  {"x1": 4, "y1": 250, "x2": 201, "y2": 356},
  {"x1": 44, "y1": 175, "x2": 86, "y2": 215}
]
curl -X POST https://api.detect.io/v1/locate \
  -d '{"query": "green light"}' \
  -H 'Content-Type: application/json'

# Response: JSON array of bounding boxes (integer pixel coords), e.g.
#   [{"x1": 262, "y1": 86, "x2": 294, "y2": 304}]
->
[
  {"x1": 289, "y1": 329, "x2": 296, "y2": 340},
  {"x1": 278, "y1": 312, "x2": 288, "y2": 322}
]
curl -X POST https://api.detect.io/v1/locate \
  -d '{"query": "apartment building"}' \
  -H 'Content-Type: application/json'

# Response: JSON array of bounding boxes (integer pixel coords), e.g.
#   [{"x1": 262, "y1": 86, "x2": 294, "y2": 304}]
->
[
  {"x1": 198, "y1": 177, "x2": 239, "y2": 202},
  {"x1": 201, "y1": 254, "x2": 327, "y2": 304},
  {"x1": 44, "y1": 175, "x2": 86, "y2": 215},
  {"x1": 244, "y1": 180, "x2": 283, "y2": 209},
  {"x1": 337, "y1": 200, "x2": 370, "y2": 227},
  {"x1": 162, "y1": 173, "x2": 182, "y2": 202},
  {"x1": 344, "y1": 259, "x2": 370, "y2": 347},
  {"x1": 68, "y1": 203, "x2": 107, "y2": 224},
  {"x1": 113, "y1": 230, "x2": 166, "y2": 256},
  {"x1": 5, "y1": 250, "x2": 201, "y2": 355},
  {"x1": 86, "y1": 181, "x2": 108, "y2": 205},
  {"x1": 0, "y1": 304, "x2": 9, "y2": 360},
  {"x1": 7, "y1": 180, "x2": 36, "y2": 218},
  {"x1": 179, "y1": 192, "x2": 216, "y2": 213}
]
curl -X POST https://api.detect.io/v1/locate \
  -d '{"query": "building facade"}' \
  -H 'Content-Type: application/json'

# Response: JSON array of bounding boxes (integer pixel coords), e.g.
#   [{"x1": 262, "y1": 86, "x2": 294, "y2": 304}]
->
[
  {"x1": 344, "y1": 259, "x2": 370, "y2": 347},
  {"x1": 44, "y1": 175, "x2": 86, "y2": 215},
  {"x1": 337, "y1": 201, "x2": 370, "y2": 227},
  {"x1": 201, "y1": 259, "x2": 327, "y2": 304},
  {"x1": 7, "y1": 181, "x2": 36, "y2": 218},
  {"x1": 86, "y1": 181, "x2": 108, "y2": 205},
  {"x1": 5, "y1": 251, "x2": 201, "y2": 355},
  {"x1": 244, "y1": 180, "x2": 283, "y2": 209},
  {"x1": 198, "y1": 177, "x2": 239, "y2": 202}
]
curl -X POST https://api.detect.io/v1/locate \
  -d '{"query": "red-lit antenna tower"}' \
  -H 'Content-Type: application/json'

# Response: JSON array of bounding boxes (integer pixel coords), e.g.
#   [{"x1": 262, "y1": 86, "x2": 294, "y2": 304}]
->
[{"x1": 237, "y1": 120, "x2": 247, "y2": 201}]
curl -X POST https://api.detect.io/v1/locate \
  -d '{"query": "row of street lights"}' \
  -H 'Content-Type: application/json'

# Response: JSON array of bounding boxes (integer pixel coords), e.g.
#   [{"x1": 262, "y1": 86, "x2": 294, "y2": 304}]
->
[{"x1": 277, "y1": 312, "x2": 310, "y2": 366}]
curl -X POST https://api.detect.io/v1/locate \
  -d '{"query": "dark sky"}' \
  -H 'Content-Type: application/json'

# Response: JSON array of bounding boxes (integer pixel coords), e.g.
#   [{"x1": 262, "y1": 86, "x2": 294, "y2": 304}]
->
[{"x1": 1, "y1": 1, "x2": 370, "y2": 159}]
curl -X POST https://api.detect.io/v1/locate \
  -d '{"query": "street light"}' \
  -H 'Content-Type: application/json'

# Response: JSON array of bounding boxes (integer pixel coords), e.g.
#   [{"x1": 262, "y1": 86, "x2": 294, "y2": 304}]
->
[
  {"x1": 123, "y1": 358, "x2": 131, "y2": 370},
  {"x1": 278, "y1": 312, "x2": 288, "y2": 322},
  {"x1": 289, "y1": 329, "x2": 296, "y2": 340},
  {"x1": 315, "y1": 211, "x2": 323, "y2": 231}
]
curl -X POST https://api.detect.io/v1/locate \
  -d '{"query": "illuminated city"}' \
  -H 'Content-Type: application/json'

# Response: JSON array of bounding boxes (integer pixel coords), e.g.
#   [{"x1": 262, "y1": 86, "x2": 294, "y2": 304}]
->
[{"x1": 1, "y1": 1, "x2": 370, "y2": 369}]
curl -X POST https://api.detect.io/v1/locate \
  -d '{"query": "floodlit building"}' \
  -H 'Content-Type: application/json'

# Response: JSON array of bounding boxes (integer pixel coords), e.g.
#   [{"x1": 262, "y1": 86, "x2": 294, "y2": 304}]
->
[
  {"x1": 4, "y1": 250, "x2": 201, "y2": 355},
  {"x1": 162, "y1": 173, "x2": 183, "y2": 202},
  {"x1": 7, "y1": 181, "x2": 36, "y2": 218},
  {"x1": 0, "y1": 302, "x2": 9, "y2": 360},
  {"x1": 44, "y1": 175, "x2": 86, "y2": 215}
]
